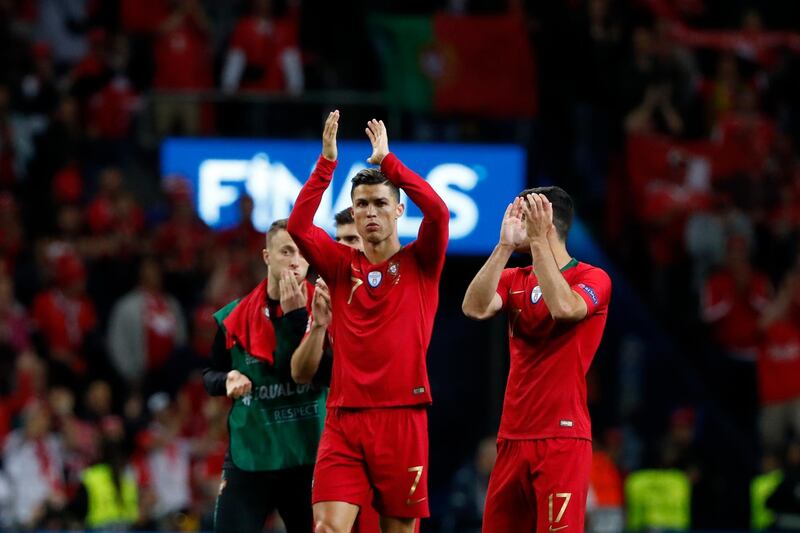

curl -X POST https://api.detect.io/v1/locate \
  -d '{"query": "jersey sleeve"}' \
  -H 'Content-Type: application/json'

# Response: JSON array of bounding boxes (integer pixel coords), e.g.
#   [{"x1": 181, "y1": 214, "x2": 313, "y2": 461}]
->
[
  {"x1": 571, "y1": 268, "x2": 611, "y2": 317},
  {"x1": 287, "y1": 156, "x2": 351, "y2": 282},
  {"x1": 380, "y1": 153, "x2": 449, "y2": 275},
  {"x1": 496, "y1": 268, "x2": 517, "y2": 310}
]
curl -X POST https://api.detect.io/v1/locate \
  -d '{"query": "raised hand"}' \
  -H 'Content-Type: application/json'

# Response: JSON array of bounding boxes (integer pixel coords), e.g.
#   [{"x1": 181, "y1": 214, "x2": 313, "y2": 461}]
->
[
  {"x1": 279, "y1": 269, "x2": 307, "y2": 312},
  {"x1": 322, "y1": 110, "x2": 339, "y2": 161},
  {"x1": 311, "y1": 277, "x2": 332, "y2": 328},
  {"x1": 499, "y1": 197, "x2": 527, "y2": 250},
  {"x1": 365, "y1": 119, "x2": 389, "y2": 165},
  {"x1": 519, "y1": 193, "x2": 555, "y2": 242}
]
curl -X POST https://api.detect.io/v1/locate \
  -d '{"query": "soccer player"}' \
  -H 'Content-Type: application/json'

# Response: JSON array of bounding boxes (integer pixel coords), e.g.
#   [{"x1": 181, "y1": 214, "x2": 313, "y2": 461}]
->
[
  {"x1": 462, "y1": 189, "x2": 612, "y2": 533},
  {"x1": 203, "y1": 219, "x2": 326, "y2": 533},
  {"x1": 287, "y1": 111, "x2": 449, "y2": 533},
  {"x1": 291, "y1": 209, "x2": 380, "y2": 533}
]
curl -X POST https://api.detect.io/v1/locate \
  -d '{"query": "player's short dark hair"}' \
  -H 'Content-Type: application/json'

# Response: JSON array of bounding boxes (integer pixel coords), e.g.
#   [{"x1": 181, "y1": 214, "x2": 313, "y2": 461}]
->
[
  {"x1": 266, "y1": 218, "x2": 288, "y2": 248},
  {"x1": 518, "y1": 186, "x2": 574, "y2": 242},
  {"x1": 334, "y1": 208, "x2": 354, "y2": 227},
  {"x1": 350, "y1": 169, "x2": 400, "y2": 203}
]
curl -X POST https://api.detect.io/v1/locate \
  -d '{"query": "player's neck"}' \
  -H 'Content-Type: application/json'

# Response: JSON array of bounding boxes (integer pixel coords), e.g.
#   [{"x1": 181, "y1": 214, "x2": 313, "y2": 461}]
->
[
  {"x1": 266, "y1": 272, "x2": 280, "y2": 300},
  {"x1": 363, "y1": 237, "x2": 401, "y2": 264},
  {"x1": 550, "y1": 241, "x2": 573, "y2": 270}
]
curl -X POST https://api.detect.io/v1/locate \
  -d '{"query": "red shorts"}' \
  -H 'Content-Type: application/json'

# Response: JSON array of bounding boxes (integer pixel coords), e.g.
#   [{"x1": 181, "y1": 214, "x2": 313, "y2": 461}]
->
[
  {"x1": 312, "y1": 407, "x2": 430, "y2": 519},
  {"x1": 482, "y1": 438, "x2": 592, "y2": 533}
]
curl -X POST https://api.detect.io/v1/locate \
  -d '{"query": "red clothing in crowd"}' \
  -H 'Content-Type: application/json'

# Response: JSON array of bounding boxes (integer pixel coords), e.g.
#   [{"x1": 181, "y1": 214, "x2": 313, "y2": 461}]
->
[
  {"x1": 70, "y1": 52, "x2": 105, "y2": 86},
  {"x1": 88, "y1": 78, "x2": 139, "y2": 139},
  {"x1": 716, "y1": 113, "x2": 776, "y2": 176},
  {"x1": 758, "y1": 318, "x2": 800, "y2": 405},
  {"x1": 702, "y1": 269, "x2": 771, "y2": 356},
  {"x1": 31, "y1": 289, "x2": 97, "y2": 368},
  {"x1": 153, "y1": 19, "x2": 211, "y2": 89},
  {"x1": 120, "y1": 0, "x2": 170, "y2": 33},
  {"x1": 228, "y1": 16, "x2": 299, "y2": 91},
  {"x1": 590, "y1": 450, "x2": 624, "y2": 507},
  {"x1": 86, "y1": 194, "x2": 145, "y2": 237},
  {"x1": 152, "y1": 218, "x2": 210, "y2": 272},
  {"x1": 144, "y1": 292, "x2": 178, "y2": 371}
]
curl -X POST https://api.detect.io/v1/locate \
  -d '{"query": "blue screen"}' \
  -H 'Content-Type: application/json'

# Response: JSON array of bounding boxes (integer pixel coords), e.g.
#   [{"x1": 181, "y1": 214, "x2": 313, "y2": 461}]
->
[{"x1": 161, "y1": 138, "x2": 526, "y2": 255}]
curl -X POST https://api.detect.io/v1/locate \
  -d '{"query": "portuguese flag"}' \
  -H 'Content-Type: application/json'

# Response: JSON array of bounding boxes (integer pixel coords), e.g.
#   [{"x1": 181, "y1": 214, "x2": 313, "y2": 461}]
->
[{"x1": 371, "y1": 13, "x2": 537, "y2": 117}]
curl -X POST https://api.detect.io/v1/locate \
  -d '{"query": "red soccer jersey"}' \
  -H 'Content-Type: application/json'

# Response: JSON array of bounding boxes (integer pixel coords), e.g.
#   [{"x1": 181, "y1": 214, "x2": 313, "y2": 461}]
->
[
  {"x1": 288, "y1": 154, "x2": 449, "y2": 408},
  {"x1": 496, "y1": 261, "x2": 611, "y2": 440}
]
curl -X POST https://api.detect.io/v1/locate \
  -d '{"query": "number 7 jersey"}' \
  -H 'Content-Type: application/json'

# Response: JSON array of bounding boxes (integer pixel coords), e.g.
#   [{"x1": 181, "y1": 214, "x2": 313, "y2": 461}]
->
[{"x1": 288, "y1": 154, "x2": 450, "y2": 408}]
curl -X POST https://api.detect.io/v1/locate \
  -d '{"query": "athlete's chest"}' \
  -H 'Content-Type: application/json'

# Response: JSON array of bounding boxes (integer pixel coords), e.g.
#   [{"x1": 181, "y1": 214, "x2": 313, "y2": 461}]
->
[
  {"x1": 337, "y1": 252, "x2": 420, "y2": 310},
  {"x1": 506, "y1": 272, "x2": 577, "y2": 338}
]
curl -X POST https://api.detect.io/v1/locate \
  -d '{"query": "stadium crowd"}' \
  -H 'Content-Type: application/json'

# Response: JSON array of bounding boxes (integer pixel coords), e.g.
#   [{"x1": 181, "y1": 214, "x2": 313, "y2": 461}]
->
[{"x1": 0, "y1": 0, "x2": 798, "y2": 531}]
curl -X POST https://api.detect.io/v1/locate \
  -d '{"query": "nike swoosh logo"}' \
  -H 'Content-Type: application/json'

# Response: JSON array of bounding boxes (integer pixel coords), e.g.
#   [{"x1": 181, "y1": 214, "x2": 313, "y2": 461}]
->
[
  {"x1": 406, "y1": 497, "x2": 427, "y2": 505},
  {"x1": 510, "y1": 290, "x2": 525, "y2": 294},
  {"x1": 549, "y1": 525, "x2": 568, "y2": 532}
]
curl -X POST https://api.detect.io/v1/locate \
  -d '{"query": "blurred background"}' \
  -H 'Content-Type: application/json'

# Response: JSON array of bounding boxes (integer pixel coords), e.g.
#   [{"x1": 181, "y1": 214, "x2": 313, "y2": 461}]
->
[{"x1": 0, "y1": 0, "x2": 799, "y2": 531}]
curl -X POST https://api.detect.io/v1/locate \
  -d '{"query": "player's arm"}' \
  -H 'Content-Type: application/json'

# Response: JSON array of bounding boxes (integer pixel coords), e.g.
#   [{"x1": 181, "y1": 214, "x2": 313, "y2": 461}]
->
[
  {"x1": 291, "y1": 278, "x2": 331, "y2": 384},
  {"x1": 522, "y1": 193, "x2": 588, "y2": 322},
  {"x1": 462, "y1": 199, "x2": 526, "y2": 320},
  {"x1": 366, "y1": 119, "x2": 450, "y2": 269},
  {"x1": 287, "y1": 110, "x2": 346, "y2": 281},
  {"x1": 202, "y1": 327, "x2": 252, "y2": 399}
]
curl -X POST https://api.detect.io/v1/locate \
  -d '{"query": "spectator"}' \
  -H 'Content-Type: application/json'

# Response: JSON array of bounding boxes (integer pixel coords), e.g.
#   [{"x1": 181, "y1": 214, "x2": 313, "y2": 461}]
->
[
  {"x1": 587, "y1": 435, "x2": 624, "y2": 533},
  {"x1": 757, "y1": 267, "x2": 800, "y2": 453},
  {"x1": 751, "y1": 451, "x2": 783, "y2": 531},
  {"x1": 699, "y1": 54, "x2": 749, "y2": 132},
  {"x1": 136, "y1": 392, "x2": 192, "y2": 529},
  {"x1": 85, "y1": 167, "x2": 145, "y2": 258},
  {"x1": 766, "y1": 441, "x2": 800, "y2": 531},
  {"x1": 624, "y1": 467, "x2": 692, "y2": 531},
  {"x1": 69, "y1": 28, "x2": 110, "y2": 105},
  {"x1": 107, "y1": 257, "x2": 187, "y2": 393},
  {"x1": 49, "y1": 385, "x2": 98, "y2": 495},
  {"x1": 443, "y1": 435, "x2": 497, "y2": 533},
  {"x1": 71, "y1": 420, "x2": 139, "y2": 531},
  {"x1": 701, "y1": 236, "x2": 771, "y2": 361},
  {"x1": 2, "y1": 401, "x2": 67, "y2": 529},
  {"x1": 82, "y1": 380, "x2": 113, "y2": 424},
  {"x1": 152, "y1": 176, "x2": 212, "y2": 310},
  {"x1": 152, "y1": 0, "x2": 212, "y2": 135},
  {"x1": 221, "y1": 0, "x2": 303, "y2": 95},
  {"x1": 0, "y1": 351, "x2": 42, "y2": 446},
  {"x1": 14, "y1": 42, "x2": 59, "y2": 118},
  {"x1": 686, "y1": 196, "x2": 754, "y2": 291},
  {"x1": 35, "y1": 0, "x2": 89, "y2": 69},
  {"x1": 0, "y1": 274, "x2": 30, "y2": 353},
  {"x1": 215, "y1": 194, "x2": 263, "y2": 257},
  {"x1": 624, "y1": 81, "x2": 685, "y2": 136},
  {"x1": 30, "y1": 252, "x2": 97, "y2": 387}
]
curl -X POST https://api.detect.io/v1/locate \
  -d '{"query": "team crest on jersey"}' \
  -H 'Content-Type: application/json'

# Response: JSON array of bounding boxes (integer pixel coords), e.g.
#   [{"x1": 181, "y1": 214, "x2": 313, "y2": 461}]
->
[
  {"x1": 368, "y1": 271, "x2": 382, "y2": 288},
  {"x1": 531, "y1": 285, "x2": 543, "y2": 304}
]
